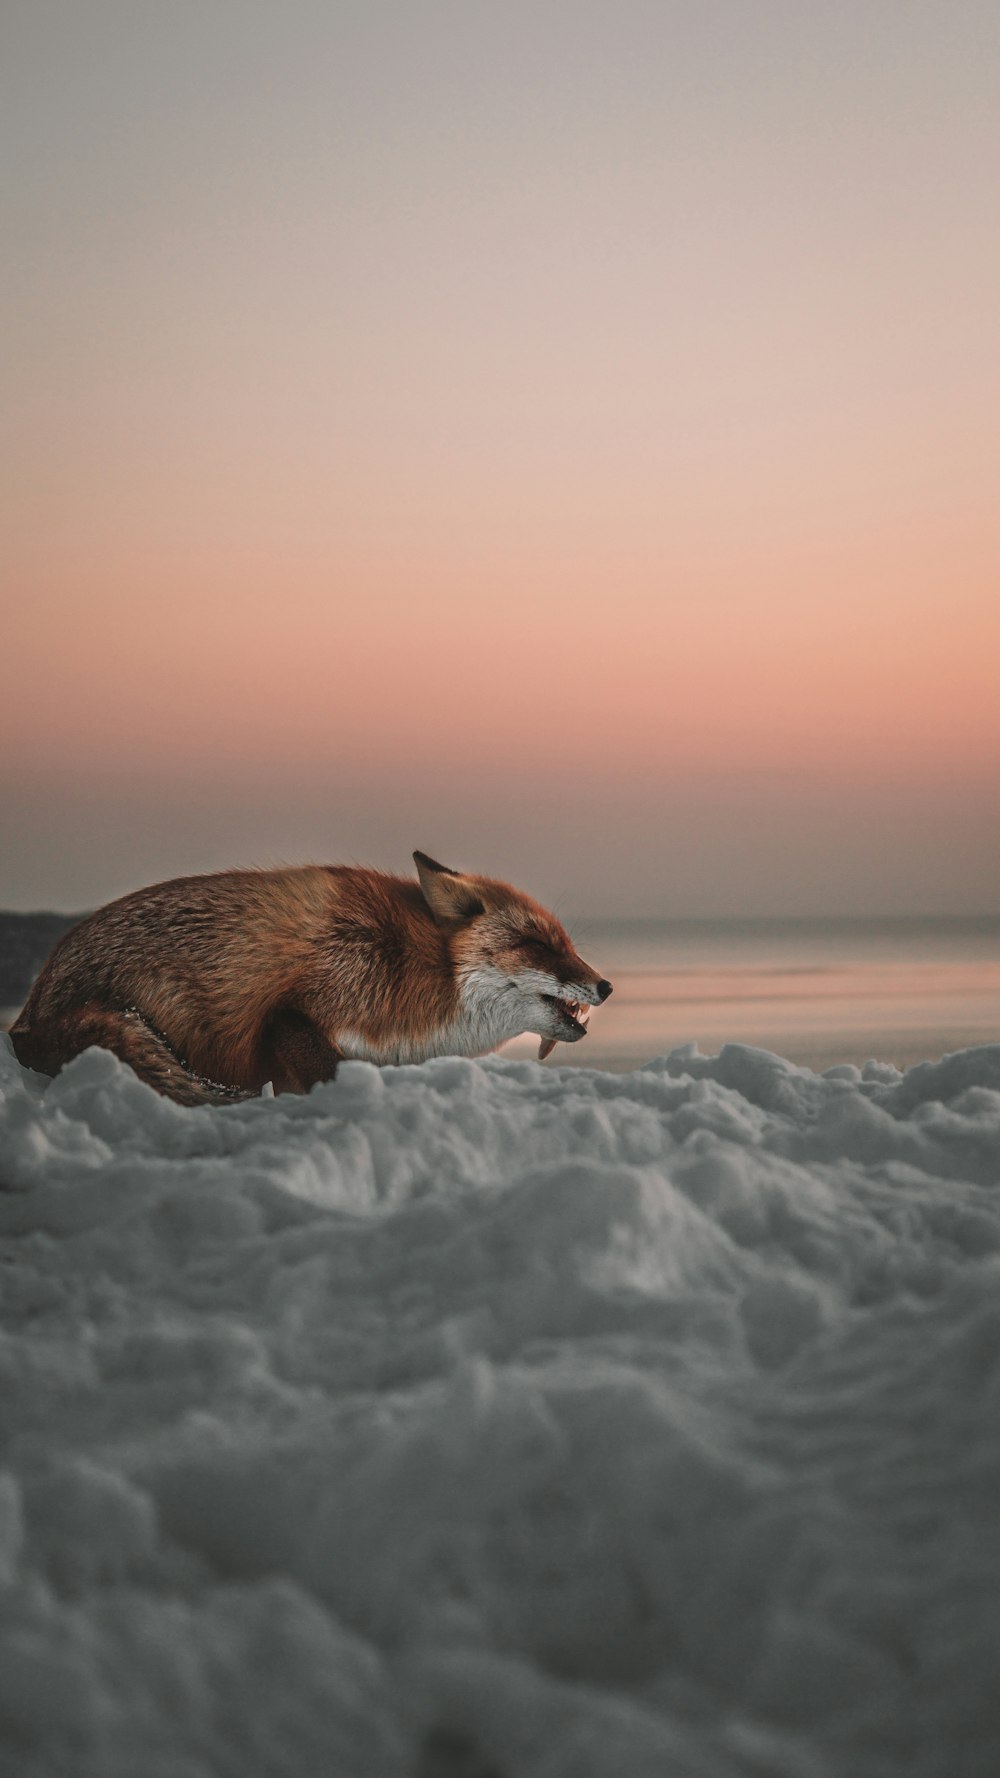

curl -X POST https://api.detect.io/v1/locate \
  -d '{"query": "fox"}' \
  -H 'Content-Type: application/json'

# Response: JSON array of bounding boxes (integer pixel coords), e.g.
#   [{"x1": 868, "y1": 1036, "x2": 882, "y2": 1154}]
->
[{"x1": 10, "y1": 852, "x2": 612, "y2": 1107}]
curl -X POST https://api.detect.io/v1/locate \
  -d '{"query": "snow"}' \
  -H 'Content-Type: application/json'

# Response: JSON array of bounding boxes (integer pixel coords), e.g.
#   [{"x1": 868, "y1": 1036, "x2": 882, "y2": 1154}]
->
[{"x1": 2, "y1": 1033, "x2": 1000, "y2": 1778}]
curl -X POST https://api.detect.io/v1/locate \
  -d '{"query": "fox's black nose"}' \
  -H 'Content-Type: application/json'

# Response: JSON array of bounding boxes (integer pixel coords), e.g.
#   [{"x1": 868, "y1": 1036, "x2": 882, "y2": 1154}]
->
[{"x1": 596, "y1": 979, "x2": 613, "y2": 1001}]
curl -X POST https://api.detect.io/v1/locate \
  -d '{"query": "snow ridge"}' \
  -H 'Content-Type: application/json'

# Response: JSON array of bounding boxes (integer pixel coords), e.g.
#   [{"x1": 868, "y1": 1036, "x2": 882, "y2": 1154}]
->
[{"x1": 2, "y1": 1034, "x2": 1000, "y2": 1777}]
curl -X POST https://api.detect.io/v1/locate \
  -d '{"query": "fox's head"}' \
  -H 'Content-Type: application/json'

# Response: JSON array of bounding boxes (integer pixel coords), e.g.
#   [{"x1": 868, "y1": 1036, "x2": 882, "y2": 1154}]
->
[{"x1": 413, "y1": 850, "x2": 612, "y2": 1059}]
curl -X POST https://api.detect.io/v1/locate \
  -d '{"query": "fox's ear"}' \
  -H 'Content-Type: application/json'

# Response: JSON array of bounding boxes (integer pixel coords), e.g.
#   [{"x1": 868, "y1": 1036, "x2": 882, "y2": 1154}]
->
[{"x1": 413, "y1": 850, "x2": 484, "y2": 922}]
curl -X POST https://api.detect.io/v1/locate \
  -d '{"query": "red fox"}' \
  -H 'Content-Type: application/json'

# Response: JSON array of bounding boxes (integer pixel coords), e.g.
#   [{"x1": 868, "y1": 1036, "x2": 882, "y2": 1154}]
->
[{"x1": 10, "y1": 852, "x2": 612, "y2": 1106}]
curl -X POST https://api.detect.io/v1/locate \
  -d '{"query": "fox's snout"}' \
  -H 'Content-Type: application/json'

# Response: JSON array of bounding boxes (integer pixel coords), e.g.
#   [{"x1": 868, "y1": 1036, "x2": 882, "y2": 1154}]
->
[
  {"x1": 573, "y1": 976, "x2": 613, "y2": 1006},
  {"x1": 571, "y1": 972, "x2": 613, "y2": 1006}
]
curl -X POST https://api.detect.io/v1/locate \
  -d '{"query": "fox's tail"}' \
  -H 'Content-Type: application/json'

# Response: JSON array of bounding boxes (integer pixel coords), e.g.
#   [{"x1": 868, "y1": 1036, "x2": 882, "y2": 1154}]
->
[{"x1": 10, "y1": 1003, "x2": 251, "y2": 1108}]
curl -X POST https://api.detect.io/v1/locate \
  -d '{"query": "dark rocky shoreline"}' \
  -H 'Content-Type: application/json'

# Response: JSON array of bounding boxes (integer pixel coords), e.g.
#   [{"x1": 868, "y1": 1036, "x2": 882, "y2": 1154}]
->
[{"x1": 0, "y1": 911, "x2": 81, "y2": 1015}]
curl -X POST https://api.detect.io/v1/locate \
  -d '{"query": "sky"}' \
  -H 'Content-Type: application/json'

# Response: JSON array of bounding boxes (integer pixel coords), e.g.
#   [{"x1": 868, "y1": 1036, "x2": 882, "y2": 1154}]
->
[{"x1": 3, "y1": 1, "x2": 998, "y2": 918}]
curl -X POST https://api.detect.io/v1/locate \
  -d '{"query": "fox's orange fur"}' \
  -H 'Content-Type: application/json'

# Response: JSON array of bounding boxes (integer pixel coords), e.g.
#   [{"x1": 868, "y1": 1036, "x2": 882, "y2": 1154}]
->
[{"x1": 10, "y1": 852, "x2": 612, "y2": 1106}]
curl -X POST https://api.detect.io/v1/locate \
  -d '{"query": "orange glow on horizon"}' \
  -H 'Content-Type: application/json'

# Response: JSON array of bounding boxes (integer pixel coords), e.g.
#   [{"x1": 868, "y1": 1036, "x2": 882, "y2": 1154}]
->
[{"x1": 6, "y1": 509, "x2": 999, "y2": 796}]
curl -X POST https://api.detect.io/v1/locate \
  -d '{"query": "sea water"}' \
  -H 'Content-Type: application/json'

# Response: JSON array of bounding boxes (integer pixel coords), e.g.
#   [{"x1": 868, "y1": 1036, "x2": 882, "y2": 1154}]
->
[
  {"x1": 505, "y1": 915, "x2": 1000, "y2": 1072},
  {"x1": 3, "y1": 915, "x2": 998, "y2": 1075}
]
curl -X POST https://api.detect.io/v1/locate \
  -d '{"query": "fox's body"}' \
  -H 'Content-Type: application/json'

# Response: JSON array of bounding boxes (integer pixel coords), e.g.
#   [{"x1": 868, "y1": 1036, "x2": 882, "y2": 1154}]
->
[{"x1": 10, "y1": 853, "x2": 611, "y2": 1106}]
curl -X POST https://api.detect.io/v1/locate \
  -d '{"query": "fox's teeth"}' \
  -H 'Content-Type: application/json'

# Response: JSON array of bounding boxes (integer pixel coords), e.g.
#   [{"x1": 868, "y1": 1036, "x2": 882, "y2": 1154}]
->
[
  {"x1": 563, "y1": 1000, "x2": 590, "y2": 1024},
  {"x1": 537, "y1": 991, "x2": 597, "y2": 1060}
]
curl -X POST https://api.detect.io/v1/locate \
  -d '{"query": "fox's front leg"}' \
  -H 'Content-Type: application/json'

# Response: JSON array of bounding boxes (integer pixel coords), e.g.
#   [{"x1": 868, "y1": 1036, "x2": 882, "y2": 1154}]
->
[{"x1": 261, "y1": 1006, "x2": 344, "y2": 1095}]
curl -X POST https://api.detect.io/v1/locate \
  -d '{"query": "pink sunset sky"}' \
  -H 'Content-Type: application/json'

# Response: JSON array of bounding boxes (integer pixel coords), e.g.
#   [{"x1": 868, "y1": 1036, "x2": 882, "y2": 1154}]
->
[{"x1": 3, "y1": 2, "x2": 998, "y2": 916}]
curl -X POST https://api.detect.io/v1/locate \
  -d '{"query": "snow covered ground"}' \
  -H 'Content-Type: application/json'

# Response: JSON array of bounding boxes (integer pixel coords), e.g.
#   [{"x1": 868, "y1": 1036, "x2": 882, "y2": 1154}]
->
[{"x1": 2, "y1": 1033, "x2": 1000, "y2": 1778}]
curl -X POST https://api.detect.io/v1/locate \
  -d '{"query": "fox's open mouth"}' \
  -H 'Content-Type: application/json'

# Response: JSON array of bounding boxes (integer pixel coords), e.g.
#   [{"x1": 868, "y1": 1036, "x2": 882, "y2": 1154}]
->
[{"x1": 541, "y1": 994, "x2": 590, "y2": 1038}]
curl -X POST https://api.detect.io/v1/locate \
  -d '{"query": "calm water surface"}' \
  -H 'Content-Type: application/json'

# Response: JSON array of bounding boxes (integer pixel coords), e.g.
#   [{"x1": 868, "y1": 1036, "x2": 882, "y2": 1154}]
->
[
  {"x1": 4, "y1": 917, "x2": 998, "y2": 1078},
  {"x1": 506, "y1": 917, "x2": 1000, "y2": 1073}
]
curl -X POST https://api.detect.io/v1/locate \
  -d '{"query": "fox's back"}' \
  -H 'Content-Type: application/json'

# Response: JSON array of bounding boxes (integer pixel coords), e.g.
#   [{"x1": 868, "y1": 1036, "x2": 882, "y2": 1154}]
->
[
  {"x1": 23, "y1": 868, "x2": 322, "y2": 1008},
  {"x1": 14, "y1": 866, "x2": 451, "y2": 1085}
]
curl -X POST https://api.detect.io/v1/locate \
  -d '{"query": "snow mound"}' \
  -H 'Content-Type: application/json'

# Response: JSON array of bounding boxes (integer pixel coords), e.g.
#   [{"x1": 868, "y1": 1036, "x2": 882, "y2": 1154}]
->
[{"x1": 2, "y1": 1034, "x2": 1000, "y2": 1778}]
